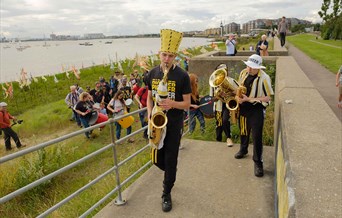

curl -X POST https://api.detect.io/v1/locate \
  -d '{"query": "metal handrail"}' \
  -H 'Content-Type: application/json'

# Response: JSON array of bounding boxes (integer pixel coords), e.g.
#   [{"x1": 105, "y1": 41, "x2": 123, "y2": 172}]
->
[{"x1": 0, "y1": 107, "x2": 190, "y2": 217}]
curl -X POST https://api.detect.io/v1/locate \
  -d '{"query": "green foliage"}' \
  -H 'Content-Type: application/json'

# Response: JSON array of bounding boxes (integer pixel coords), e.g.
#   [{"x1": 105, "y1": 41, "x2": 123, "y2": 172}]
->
[
  {"x1": 287, "y1": 33, "x2": 342, "y2": 73},
  {"x1": 291, "y1": 24, "x2": 306, "y2": 33},
  {"x1": 318, "y1": 0, "x2": 342, "y2": 39}
]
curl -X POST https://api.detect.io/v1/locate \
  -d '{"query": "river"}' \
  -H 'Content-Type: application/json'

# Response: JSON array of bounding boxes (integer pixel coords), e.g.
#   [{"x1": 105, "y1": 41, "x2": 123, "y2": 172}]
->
[{"x1": 0, "y1": 37, "x2": 210, "y2": 83}]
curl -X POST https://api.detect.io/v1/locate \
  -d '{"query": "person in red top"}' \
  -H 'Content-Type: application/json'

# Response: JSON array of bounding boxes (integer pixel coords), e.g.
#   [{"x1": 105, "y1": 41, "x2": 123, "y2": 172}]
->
[
  {"x1": 0, "y1": 102, "x2": 25, "y2": 151},
  {"x1": 134, "y1": 76, "x2": 149, "y2": 139}
]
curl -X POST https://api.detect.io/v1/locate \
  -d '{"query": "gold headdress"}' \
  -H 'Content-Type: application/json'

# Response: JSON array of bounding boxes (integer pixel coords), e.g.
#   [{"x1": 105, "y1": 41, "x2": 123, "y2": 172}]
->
[{"x1": 160, "y1": 29, "x2": 183, "y2": 54}]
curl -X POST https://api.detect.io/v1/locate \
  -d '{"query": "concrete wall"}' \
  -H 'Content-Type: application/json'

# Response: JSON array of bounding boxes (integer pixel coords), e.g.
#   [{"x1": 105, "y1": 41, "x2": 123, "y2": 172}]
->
[
  {"x1": 274, "y1": 56, "x2": 341, "y2": 217},
  {"x1": 188, "y1": 51, "x2": 278, "y2": 76}
]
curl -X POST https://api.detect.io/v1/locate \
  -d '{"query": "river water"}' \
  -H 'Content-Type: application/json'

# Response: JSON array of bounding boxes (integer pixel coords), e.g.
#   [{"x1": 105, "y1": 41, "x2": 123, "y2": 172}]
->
[{"x1": 0, "y1": 37, "x2": 209, "y2": 83}]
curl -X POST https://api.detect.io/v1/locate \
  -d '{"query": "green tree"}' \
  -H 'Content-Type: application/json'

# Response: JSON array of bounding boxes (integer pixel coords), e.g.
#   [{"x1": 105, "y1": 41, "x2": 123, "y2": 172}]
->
[{"x1": 318, "y1": 0, "x2": 342, "y2": 39}]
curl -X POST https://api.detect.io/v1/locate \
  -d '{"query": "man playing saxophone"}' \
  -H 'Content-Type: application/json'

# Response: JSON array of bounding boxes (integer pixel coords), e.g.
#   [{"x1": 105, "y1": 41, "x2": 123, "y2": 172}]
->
[
  {"x1": 146, "y1": 29, "x2": 191, "y2": 212},
  {"x1": 234, "y1": 54, "x2": 274, "y2": 177}
]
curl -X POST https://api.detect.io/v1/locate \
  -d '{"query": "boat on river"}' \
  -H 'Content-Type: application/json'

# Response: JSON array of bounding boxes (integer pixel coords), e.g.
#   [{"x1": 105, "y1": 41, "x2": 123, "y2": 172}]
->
[{"x1": 79, "y1": 42, "x2": 93, "y2": 46}]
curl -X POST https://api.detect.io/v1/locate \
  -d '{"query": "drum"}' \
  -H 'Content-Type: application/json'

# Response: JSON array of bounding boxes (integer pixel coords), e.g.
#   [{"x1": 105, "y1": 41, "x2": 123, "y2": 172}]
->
[
  {"x1": 199, "y1": 95, "x2": 214, "y2": 118},
  {"x1": 93, "y1": 103, "x2": 100, "y2": 109},
  {"x1": 88, "y1": 111, "x2": 99, "y2": 125},
  {"x1": 125, "y1": 98, "x2": 133, "y2": 107},
  {"x1": 118, "y1": 115, "x2": 135, "y2": 129},
  {"x1": 95, "y1": 113, "x2": 109, "y2": 128}
]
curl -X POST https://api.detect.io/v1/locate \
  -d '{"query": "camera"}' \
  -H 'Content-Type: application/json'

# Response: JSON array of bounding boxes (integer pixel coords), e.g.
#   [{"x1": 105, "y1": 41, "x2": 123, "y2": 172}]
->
[{"x1": 14, "y1": 119, "x2": 24, "y2": 125}]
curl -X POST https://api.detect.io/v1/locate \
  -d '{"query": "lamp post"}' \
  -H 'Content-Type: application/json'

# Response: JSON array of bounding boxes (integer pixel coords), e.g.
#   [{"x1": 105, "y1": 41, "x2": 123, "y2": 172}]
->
[{"x1": 220, "y1": 21, "x2": 224, "y2": 37}]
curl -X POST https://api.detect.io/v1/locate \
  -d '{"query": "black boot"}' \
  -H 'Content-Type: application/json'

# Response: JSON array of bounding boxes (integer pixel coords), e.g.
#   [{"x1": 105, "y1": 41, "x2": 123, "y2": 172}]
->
[
  {"x1": 161, "y1": 193, "x2": 172, "y2": 212},
  {"x1": 234, "y1": 150, "x2": 248, "y2": 159},
  {"x1": 254, "y1": 163, "x2": 264, "y2": 177}
]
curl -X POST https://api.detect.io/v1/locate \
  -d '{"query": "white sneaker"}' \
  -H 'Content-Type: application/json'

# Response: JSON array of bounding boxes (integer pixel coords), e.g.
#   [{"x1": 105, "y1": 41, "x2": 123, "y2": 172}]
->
[{"x1": 226, "y1": 138, "x2": 234, "y2": 147}]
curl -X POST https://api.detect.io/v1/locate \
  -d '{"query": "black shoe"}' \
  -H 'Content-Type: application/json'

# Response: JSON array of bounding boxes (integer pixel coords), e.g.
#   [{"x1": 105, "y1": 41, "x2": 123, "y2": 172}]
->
[
  {"x1": 234, "y1": 150, "x2": 248, "y2": 159},
  {"x1": 254, "y1": 163, "x2": 264, "y2": 177},
  {"x1": 6, "y1": 147, "x2": 12, "y2": 151},
  {"x1": 17, "y1": 144, "x2": 27, "y2": 149},
  {"x1": 162, "y1": 193, "x2": 172, "y2": 212}
]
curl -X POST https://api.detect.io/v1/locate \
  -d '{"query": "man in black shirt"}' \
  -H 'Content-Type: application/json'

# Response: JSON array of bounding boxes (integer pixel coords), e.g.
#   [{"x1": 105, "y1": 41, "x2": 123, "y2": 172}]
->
[
  {"x1": 89, "y1": 81, "x2": 104, "y2": 103},
  {"x1": 147, "y1": 29, "x2": 191, "y2": 212}
]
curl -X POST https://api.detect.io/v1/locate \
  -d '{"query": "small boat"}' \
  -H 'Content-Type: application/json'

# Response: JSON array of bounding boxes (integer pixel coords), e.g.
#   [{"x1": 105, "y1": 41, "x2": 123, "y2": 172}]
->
[
  {"x1": 16, "y1": 46, "x2": 25, "y2": 51},
  {"x1": 105, "y1": 41, "x2": 112, "y2": 44},
  {"x1": 42, "y1": 41, "x2": 51, "y2": 47},
  {"x1": 84, "y1": 42, "x2": 93, "y2": 46}
]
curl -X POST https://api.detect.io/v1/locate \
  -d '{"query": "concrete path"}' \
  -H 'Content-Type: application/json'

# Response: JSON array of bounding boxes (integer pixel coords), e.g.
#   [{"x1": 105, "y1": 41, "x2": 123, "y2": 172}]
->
[
  {"x1": 276, "y1": 37, "x2": 342, "y2": 121},
  {"x1": 95, "y1": 139, "x2": 275, "y2": 218}
]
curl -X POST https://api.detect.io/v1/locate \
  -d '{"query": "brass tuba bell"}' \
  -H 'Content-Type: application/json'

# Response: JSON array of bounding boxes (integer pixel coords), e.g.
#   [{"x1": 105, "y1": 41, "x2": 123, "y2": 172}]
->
[
  {"x1": 209, "y1": 67, "x2": 246, "y2": 124},
  {"x1": 209, "y1": 68, "x2": 240, "y2": 110}
]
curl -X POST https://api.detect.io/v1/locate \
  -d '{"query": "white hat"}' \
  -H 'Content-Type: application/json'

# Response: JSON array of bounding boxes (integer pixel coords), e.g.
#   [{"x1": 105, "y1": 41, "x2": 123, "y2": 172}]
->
[
  {"x1": 243, "y1": 54, "x2": 266, "y2": 69},
  {"x1": 0, "y1": 102, "x2": 7, "y2": 107}
]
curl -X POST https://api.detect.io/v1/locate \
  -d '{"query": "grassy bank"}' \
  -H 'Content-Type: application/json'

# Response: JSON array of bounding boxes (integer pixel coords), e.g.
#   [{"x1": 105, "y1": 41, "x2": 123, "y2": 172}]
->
[{"x1": 287, "y1": 34, "x2": 342, "y2": 73}]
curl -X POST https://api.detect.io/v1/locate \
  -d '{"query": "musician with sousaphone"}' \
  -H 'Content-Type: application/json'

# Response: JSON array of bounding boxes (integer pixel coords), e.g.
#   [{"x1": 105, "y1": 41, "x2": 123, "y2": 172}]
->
[
  {"x1": 209, "y1": 63, "x2": 241, "y2": 147},
  {"x1": 234, "y1": 54, "x2": 274, "y2": 177},
  {"x1": 146, "y1": 29, "x2": 191, "y2": 212}
]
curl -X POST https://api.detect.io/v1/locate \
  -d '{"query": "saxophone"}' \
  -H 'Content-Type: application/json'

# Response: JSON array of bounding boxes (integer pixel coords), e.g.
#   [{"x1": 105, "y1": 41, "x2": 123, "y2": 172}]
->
[{"x1": 149, "y1": 63, "x2": 169, "y2": 148}]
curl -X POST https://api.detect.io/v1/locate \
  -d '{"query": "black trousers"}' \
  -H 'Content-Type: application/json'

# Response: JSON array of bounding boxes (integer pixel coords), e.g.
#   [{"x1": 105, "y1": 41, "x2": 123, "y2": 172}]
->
[
  {"x1": 280, "y1": 32, "x2": 286, "y2": 47},
  {"x1": 151, "y1": 121, "x2": 182, "y2": 195},
  {"x1": 238, "y1": 107, "x2": 264, "y2": 164},
  {"x1": 2, "y1": 127, "x2": 22, "y2": 149},
  {"x1": 215, "y1": 106, "x2": 231, "y2": 141}
]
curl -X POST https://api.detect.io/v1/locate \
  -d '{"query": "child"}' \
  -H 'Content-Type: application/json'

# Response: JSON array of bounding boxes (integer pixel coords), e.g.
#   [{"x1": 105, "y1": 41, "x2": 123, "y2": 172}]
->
[{"x1": 99, "y1": 102, "x2": 107, "y2": 115}]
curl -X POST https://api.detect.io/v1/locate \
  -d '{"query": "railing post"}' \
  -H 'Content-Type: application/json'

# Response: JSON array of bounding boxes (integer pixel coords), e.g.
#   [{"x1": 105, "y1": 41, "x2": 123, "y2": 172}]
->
[{"x1": 109, "y1": 119, "x2": 126, "y2": 205}]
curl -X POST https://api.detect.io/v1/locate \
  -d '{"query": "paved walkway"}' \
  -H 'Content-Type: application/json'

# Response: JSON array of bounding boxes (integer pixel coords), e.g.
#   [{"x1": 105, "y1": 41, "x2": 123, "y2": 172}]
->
[
  {"x1": 95, "y1": 139, "x2": 275, "y2": 218},
  {"x1": 283, "y1": 39, "x2": 342, "y2": 121}
]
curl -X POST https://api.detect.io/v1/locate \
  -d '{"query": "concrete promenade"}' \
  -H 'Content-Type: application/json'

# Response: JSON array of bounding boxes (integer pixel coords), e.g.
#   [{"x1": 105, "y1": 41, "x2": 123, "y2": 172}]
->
[{"x1": 95, "y1": 140, "x2": 275, "y2": 218}]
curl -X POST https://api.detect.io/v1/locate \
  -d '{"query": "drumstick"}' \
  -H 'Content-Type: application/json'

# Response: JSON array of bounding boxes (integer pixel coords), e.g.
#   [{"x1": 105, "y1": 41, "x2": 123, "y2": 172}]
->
[
  {"x1": 198, "y1": 100, "x2": 212, "y2": 107},
  {"x1": 190, "y1": 100, "x2": 213, "y2": 110}
]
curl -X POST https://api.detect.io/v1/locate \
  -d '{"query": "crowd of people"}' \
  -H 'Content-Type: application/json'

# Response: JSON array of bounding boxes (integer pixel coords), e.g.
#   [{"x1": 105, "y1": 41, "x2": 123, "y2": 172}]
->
[{"x1": 64, "y1": 69, "x2": 150, "y2": 141}]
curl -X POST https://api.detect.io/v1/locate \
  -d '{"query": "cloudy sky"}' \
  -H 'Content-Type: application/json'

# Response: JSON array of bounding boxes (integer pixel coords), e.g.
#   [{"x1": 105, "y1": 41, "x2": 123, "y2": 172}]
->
[{"x1": 1, "y1": 0, "x2": 323, "y2": 39}]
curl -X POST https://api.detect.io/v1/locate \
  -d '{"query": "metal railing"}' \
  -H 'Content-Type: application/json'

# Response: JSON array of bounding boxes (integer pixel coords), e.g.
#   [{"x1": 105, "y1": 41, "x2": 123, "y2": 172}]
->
[{"x1": 0, "y1": 107, "x2": 189, "y2": 217}]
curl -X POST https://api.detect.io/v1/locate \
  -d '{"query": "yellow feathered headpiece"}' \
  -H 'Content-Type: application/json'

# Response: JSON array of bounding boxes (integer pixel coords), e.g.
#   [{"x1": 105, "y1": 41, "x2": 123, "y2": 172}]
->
[{"x1": 160, "y1": 29, "x2": 183, "y2": 54}]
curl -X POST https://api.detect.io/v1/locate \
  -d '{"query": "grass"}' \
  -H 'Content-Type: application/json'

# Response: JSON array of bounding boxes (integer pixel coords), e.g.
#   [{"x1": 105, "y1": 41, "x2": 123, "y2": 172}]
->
[
  {"x1": 0, "y1": 99, "x2": 151, "y2": 217},
  {"x1": 287, "y1": 33, "x2": 342, "y2": 73}
]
